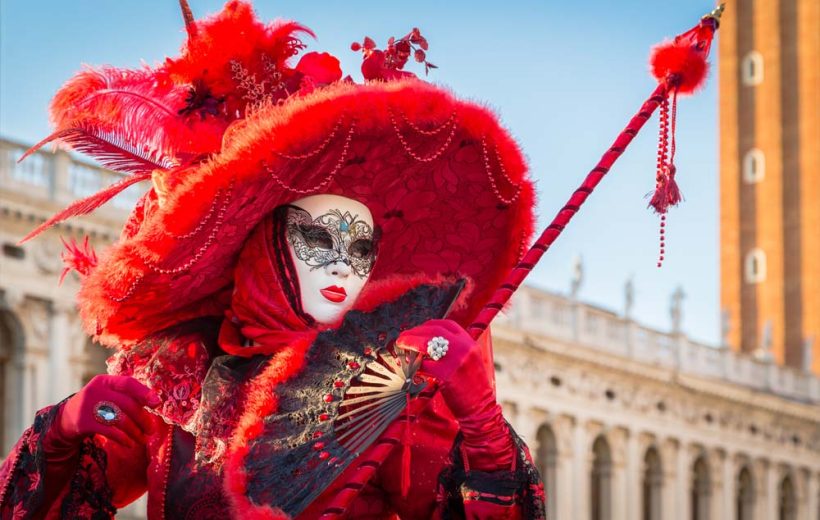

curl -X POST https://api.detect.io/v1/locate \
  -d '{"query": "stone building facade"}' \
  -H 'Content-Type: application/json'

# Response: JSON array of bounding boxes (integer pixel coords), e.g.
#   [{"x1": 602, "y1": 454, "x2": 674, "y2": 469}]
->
[
  {"x1": 0, "y1": 138, "x2": 147, "y2": 517},
  {"x1": 1, "y1": 138, "x2": 819, "y2": 518},
  {"x1": 494, "y1": 286, "x2": 820, "y2": 520},
  {"x1": 0, "y1": 138, "x2": 135, "y2": 453}
]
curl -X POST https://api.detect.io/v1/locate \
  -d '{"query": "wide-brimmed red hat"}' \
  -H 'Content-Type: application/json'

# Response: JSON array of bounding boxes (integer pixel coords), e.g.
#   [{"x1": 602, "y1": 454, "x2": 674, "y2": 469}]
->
[{"x1": 26, "y1": 1, "x2": 535, "y2": 347}]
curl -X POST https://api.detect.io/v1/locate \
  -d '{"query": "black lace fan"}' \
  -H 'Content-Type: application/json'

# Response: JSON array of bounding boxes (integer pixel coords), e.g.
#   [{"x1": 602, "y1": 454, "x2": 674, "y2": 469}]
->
[
  {"x1": 333, "y1": 348, "x2": 425, "y2": 456},
  {"x1": 241, "y1": 280, "x2": 464, "y2": 516}
]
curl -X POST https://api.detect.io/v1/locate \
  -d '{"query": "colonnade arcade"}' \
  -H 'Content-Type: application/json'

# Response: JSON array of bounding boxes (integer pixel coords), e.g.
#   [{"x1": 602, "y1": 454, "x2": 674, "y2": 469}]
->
[
  {"x1": 529, "y1": 419, "x2": 814, "y2": 520},
  {"x1": 0, "y1": 291, "x2": 108, "y2": 455}
]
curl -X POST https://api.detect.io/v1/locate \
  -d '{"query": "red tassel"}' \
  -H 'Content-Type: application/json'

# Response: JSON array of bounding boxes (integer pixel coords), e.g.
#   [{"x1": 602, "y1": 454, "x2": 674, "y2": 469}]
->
[
  {"x1": 646, "y1": 11, "x2": 718, "y2": 266},
  {"x1": 400, "y1": 392, "x2": 412, "y2": 498},
  {"x1": 649, "y1": 89, "x2": 682, "y2": 268}
]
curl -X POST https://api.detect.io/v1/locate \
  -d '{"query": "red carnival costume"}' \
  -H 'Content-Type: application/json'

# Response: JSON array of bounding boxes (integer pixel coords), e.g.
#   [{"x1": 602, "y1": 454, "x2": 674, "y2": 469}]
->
[
  {"x1": 0, "y1": 2, "x2": 543, "y2": 518},
  {"x1": 0, "y1": 2, "x2": 722, "y2": 518}
]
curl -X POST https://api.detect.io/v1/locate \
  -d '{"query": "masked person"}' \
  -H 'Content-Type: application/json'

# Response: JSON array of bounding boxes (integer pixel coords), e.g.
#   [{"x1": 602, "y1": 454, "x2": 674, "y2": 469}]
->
[{"x1": 0, "y1": 2, "x2": 544, "y2": 518}]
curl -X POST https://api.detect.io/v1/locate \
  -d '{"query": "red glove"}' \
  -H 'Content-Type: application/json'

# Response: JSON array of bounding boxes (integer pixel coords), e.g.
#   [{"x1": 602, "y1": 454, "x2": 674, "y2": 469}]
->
[
  {"x1": 50, "y1": 375, "x2": 161, "y2": 449},
  {"x1": 39, "y1": 375, "x2": 160, "y2": 507},
  {"x1": 396, "y1": 319, "x2": 514, "y2": 471}
]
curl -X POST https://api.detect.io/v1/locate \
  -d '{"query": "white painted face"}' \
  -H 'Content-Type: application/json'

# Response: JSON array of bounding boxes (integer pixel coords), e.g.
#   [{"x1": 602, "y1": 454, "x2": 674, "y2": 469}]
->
[{"x1": 284, "y1": 194, "x2": 376, "y2": 324}]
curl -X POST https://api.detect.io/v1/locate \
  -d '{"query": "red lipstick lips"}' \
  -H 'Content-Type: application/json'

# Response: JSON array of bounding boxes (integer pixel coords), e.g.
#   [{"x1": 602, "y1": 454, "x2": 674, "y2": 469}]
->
[{"x1": 320, "y1": 285, "x2": 347, "y2": 303}]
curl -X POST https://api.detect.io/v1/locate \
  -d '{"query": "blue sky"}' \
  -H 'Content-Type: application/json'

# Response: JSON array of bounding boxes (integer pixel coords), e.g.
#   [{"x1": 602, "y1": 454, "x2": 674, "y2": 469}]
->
[{"x1": 0, "y1": 1, "x2": 721, "y2": 344}]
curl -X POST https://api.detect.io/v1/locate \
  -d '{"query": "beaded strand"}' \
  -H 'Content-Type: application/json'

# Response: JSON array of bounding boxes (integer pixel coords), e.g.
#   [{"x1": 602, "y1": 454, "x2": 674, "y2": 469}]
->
[
  {"x1": 398, "y1": 110, "x2": 457, "y2": 136},
  {"x1": 271, "y1": 121, "x2": 343, "y2": 160},
  {"x1": 481, "y1": 138, "x2": 522, "y2": 205},
  {"x1": 390, "y1": 111, "x2": 457, "y2": 163},
  {"x1": 164, "y1": 189, "x2": 224, "y2": 240},
  {"x1": 266, "y1": 122, "x2": 356, "y2": 195},
  {"x1": 107, "y1": 276, "x2": 144, "y2": 303},
  {"x1": 140, "y1": 183, "x2": 234, "y2": 275}
]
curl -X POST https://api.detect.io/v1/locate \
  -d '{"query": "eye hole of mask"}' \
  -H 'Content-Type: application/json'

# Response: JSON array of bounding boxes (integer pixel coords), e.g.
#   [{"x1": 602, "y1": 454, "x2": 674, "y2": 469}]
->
[
  {"x1": 348, "y1": 239, "x2": 373, "y2": 259},
  {"x1": 297, "y1": 224, "x2": 334, "y2": 250}
]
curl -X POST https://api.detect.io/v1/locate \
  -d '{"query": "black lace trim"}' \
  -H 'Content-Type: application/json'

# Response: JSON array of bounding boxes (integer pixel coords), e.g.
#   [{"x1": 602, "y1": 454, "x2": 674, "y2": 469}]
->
[
  {"x1": 0, "y1": 404, "x2": 59, "y2": 518},
  {"x1": 436, "y1": 426, "x2": 546, "y2": 519},
  {"x1": 0, "y1": 402, "x2": 117, "y2": 519},
  {"x1": 59, "y1": 438, "x2": 117, "y2": 519}
]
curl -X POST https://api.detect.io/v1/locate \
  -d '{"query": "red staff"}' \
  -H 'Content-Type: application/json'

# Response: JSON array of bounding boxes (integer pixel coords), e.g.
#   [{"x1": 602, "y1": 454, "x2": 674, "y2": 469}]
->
[{"x1": 320, "y1": 5, "x2": 724, "y2": 517}]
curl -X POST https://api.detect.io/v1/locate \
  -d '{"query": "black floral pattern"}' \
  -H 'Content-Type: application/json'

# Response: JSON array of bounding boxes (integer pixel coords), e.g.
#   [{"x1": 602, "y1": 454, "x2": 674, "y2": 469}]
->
[
  {"x1": 436, "y1": 426, "x2": 546, "y2": 519},
  {"x1": 0, "y1": 403, "x2": 116, "y2": 519},
  {"x1": 59, "y1": 439, "x2": 116, "y2": 519}
]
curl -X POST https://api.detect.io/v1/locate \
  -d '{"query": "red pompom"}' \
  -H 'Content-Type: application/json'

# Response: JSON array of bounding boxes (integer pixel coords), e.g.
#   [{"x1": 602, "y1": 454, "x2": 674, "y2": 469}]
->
[
  {"x1": 650, "y1": 42, "x2": 708, "y2": 94},
  {"x1": 649, "y1": 21, "x2": 716, "y2": 94}
]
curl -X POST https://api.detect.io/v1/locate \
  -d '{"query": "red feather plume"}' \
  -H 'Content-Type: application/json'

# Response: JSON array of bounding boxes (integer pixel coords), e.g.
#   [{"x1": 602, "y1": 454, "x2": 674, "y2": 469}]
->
[
  {"x1": 59, "y1": 235, "x2": 99, "y2": 285},
  {"x1": 20, "y1": 171, "x2": 152, "y2": 244},
  {"x1": 166, "y1": 0, "x2": 315, "y2": 118},
  {"x1": 20, "y1": 1, "x2": 336, "y2": 242},
  {"x1": 22, "y1": 67, "x2": 226, "y2": 173}
]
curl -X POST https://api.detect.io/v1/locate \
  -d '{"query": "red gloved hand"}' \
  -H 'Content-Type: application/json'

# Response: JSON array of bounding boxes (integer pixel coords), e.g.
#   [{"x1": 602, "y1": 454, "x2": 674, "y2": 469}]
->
[
  {"x1": 396, "y1": 319, "x2": 514, "y2": 471},
  {"x1": 53, "y1": 375, "x2": 161, "y2": 449}
]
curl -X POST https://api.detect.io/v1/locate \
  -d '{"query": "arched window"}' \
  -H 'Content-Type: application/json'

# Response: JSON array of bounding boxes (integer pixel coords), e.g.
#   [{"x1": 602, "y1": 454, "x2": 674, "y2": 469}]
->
[
  {"x1": 778, "y1": 475, "x2": 796, "y2": 520},
  {"x1": 691, "y1": 455, "x2": 711, "y2": 520},
  {"x1": 0, "y1": 308, "x2": 24, "y2": 454},
  {"x1": 736, "y1": 466, "x2": 755, "y2": 520},
  {"x1": 743, "y1": 149, "x2": 765, "y2": 183},
  {"x1": 741, "y1": 51, "x2": 764, "y2": 86},
  {"x1": 536, "y1": 424, "x2": 558, "y2": 520},
  {"x1": 643, "y1": 447, "x2": 663, "y2": 520},
  {"x1": 745, "y1": 249, "x2": 767, "y2": 284},
  {"x1": 591, "y1": 435, "x2": 612, "y2": 520}
]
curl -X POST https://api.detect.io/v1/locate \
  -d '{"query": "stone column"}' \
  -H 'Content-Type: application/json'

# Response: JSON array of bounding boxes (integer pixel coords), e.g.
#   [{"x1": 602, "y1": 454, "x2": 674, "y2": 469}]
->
[
  {"x1": 49, "y1": 301, "x2": 74, "y2": 402},
  {"x1": 17, "y1": 297, "x2": 52, "y2": 423},
  {"x1": 708, "y1": 448, "x2": 727, "y2": 520},
  {"x1": 517, "y1": 407, "x2": 542, "y2": 445},
  {"x1": 795, "y1": 468, "x2": 809, "y2": 520},
  {"x1": 574, "y1": 419, "x2": 597, "y2": 520},
  {"x1": 676, "y1": 444, "x2": 694, "y2": 520},
  {"x1": 627, "y1": 433, "x2": 648, "y2": 520},
  {"x1": 726, "y1": 454, "x2": 744, "y2": 520},
  {"x1": 804, "y1": 471, "x2": 818, "y2": 520},
  {"x1": 753, "y1": 458, "x2": 773, "y2": 520},
  {"x1": 608, "y1": 427, "x2": 629, "y2": 520},
  {"x1": 660, "y1": 438, "x2": 680, "y2": 520},
  {"x1": 65, "y1": 310, "x2": 91, "y2": 394},
  {"x1": 553, "y1": 414, "x2": 576, "y2": 520}
]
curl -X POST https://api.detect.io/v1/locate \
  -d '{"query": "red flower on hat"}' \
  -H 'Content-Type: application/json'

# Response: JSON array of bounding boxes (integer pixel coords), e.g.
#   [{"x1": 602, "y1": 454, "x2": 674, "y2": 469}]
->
[
  {"x1": 352, "y1": 27, "x2": 437, "y2": 81},
  {"x1": 296, "y1": 52, "x2": 343, "y2": 86}
]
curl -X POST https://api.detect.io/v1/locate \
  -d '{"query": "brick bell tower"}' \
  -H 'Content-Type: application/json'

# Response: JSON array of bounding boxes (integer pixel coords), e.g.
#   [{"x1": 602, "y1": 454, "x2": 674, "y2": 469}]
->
[{"x1": 719, "y1": 0, "x2": 819, "y2": 373}]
